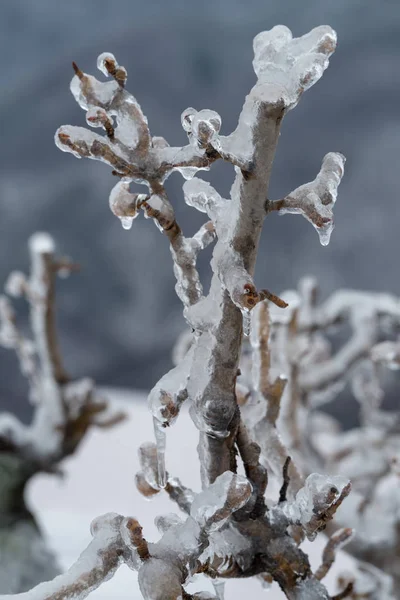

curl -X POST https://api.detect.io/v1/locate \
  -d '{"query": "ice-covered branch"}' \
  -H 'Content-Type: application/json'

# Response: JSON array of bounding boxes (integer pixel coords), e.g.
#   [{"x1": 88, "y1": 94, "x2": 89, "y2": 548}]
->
[
  {"x1": 52, "y1": 24, "x2": 351, "y2": 600},
  {"x1": 0, "y1": 236, "x2": 126, "y2": 592},
  {"x1": 0, "y1": 474, "x2": 253, "y2": 600},
  {"x1": 183, "y1": 179, "x2": 288, "y2": 314},
  {"x1": 267, "y1": 152, "x2": 346, "y2": 246},
  {"x1": 266, "y1": 281, "x2": 400, "y2": 411},
  {"x1": 259, "y1": 278, "x2": 400, "y2": 593},
  {"x1": 215, "y1": 25, "x2": 337, "y2": 167},
  {"x1": 0, "y1": 235, "x2": 123, "y2": 465},
  {"x1": 279, "y1": 473, "x2": 351, "y2": 540},
  {"x1": 0, "y1": 513, "x2": 144, "y2": 600},
  {"x1": 55, "y1": 55, "x2": 223, "y2": 218},
  {"x1": 300, "y1": 312, "x2": 377, "y2": 395},
  {"x1": 240, "y1": 300, "x2": 303, "y2": 495}
]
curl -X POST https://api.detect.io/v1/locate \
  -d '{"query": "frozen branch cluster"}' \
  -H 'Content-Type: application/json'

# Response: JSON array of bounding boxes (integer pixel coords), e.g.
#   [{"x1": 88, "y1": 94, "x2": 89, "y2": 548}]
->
[
  {"x1": 1, "y1": 23, "x2": 365, "y2": 600},
  {"x1": 0, "y1": 233, "x2": 124, "y2": 470},
  {"x1": 237, "y1": 278, "x2": 400, "y2": 597},
  {"x1": 0, "y1": 235, "x2": 124, "y2": 592}
]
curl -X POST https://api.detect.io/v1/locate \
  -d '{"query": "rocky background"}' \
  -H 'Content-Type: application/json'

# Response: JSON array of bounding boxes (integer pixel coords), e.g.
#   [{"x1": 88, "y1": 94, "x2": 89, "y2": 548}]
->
[{"x1": 1, "y1": 0, "x2": 399, "y2": 421}]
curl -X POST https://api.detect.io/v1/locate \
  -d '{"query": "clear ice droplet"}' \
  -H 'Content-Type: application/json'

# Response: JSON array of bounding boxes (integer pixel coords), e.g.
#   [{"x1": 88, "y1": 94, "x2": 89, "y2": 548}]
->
[{"x1": 120, "y1": 216, "x2": 134, "y2": 230}]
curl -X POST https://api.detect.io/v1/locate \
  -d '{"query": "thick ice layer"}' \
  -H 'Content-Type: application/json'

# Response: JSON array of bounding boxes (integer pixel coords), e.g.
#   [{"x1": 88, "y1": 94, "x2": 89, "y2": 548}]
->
[
  {"x1": 190, "y1": 472, "x2": 252, "y2": 532},
  {"x1": 252, "y1": 25, "x2": 337, "y2": 110},
  {"x1": 280, "y1": 473, "x2": 350, "y2": 539}
]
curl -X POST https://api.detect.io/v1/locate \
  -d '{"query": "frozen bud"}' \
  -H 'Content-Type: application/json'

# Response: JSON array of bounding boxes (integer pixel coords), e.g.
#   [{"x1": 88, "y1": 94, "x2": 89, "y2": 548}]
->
[
  {"x1": 181, "y1": 107, "x2": 197, "y2": 133},
  {"x1": 303, "y1": 474, "x2": 346, "y2": 513},
  {"x1": 109, "y1": 181, "x2": 147, "y2": 227},
  {"x1": 150, "y1": 390, "x2": 180, "y2": 425},
  {"x1": 55, "y1": 127, "x2": 83, "y2": 159},
  {"x1": 238, "y1": 283, "x2": 259, "y2": 310},
  {"x1": 282, "y1": 473, "x2": 351, "y2": 540},
  {"x1": 86, "y1": 106, "x2": 110, "y2": 127},
  {"x1": 190, "y1": 109, "x2": 222, "y2": 148},
  {"x1": 135, "y1": 472, "x2": 160, "y2": 498},
  {"x1": 97, "y1": 52, "x2": 117, "y2": 76},
  {"x1": 97, "y1": 52, "x2": 127, "y2": 85},
  {"x1": 5, "y1": 271, "x2": 27, "y2": 297},
  {"x1": 29, "y1": 232, "x2": 55, "y2": 254}
]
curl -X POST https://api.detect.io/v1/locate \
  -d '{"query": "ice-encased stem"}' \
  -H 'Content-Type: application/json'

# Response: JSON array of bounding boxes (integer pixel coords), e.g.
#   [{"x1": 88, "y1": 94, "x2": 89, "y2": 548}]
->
[{"x1": 188, "y1": 97, "x2": 284, "y2": 487}]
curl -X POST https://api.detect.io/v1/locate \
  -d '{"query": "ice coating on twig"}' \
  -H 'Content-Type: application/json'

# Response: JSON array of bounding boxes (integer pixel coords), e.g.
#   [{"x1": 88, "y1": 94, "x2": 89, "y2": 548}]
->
[
  {"x1": 267, "y1": 153, "x2": 346, "y2": 246},
  {"x1": 0, "y1": 295, "x2": 37, "y2": 387},
  {"x1": 253, "y1": 25, "x2": 337, "y2": 110},
  {"x1": 211, "y1": 26, "x2": 337, "y2": 167},
  {"x1": 148, "y1": 347, "x2": 192, "y2": 485},
  {"x1": 0, "y1": 514, "x2": 137, "y2": 600},
  {"x1": 190, "y1": 472, "x2": 252, "y2": 532},
  {"x1": 109, "y1": 181, "x2": 147, "y2": 230},
  {"x1": 0, "y1": 228, "x2": 123, "y2": 595},
  {"x1": 239, "y1": 300, "x2": 303, "y2": 495},
  {"x1": 136, "y1": 442, "x2": 196, "y2": 513},
  {"x1": 183, "y1": 178, "x2": 227, "y2": 227},
  {"x1": 280, "y1": 473, "x2": 351, "y2": 540}
]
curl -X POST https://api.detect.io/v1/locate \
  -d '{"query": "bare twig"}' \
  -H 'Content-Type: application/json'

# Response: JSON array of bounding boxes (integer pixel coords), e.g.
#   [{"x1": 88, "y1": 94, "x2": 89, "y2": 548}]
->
[
  {"x1": 316, "y1": 528, "x2": 353, "y2": 580},
  {"x1": 279, "y1": 456, "x2": 291, "y2": 503}
]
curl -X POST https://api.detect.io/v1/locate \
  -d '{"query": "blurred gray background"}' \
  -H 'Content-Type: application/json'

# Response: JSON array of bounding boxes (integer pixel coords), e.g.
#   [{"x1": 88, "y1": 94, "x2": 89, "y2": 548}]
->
[{"x1": 1, "y1": 0, "x2": 399, "y2": 419}]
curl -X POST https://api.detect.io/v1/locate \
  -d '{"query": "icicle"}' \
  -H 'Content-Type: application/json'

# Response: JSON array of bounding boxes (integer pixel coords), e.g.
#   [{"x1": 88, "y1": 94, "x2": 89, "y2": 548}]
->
[
  {"x1": 153, "y1": 416, "x2": 167, "y2": 488},
  {"x1": 242, "y1": 308, "x2": 251, "y2": 337},
  {"x1": 212, "y1": 579, "x2": 225, "y2": 600},
  {"x1": 259, "y1": 574, "x2": 273, "y2": 591},
  {"x1": 315, "y1": 219, "x2": 334, "y2": 247},
  {"x1": 120, "y1": 216, "x2": 134, "y2": 230}
]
